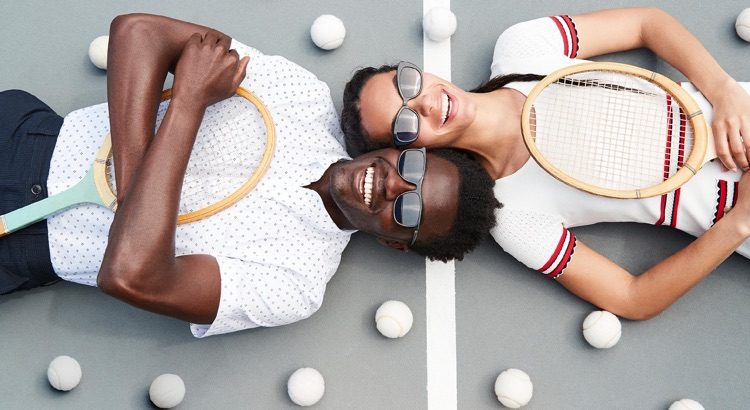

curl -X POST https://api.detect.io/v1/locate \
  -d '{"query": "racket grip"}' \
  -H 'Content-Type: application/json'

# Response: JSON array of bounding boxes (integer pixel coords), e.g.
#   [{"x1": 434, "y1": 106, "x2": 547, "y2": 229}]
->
[{"x1": 0, "y1": 173, "x2": 105, "y2": 236}]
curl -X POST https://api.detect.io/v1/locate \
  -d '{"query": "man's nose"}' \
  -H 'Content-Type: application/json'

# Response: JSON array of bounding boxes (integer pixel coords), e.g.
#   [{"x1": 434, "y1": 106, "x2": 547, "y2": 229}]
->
[{"x1": 385, "y1": 172, "x2": 416, "y2": 201}]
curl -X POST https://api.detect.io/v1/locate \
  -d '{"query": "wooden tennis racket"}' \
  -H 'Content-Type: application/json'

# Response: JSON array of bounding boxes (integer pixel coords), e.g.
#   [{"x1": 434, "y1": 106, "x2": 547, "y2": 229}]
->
[
  {"x1": 0, "y1": 87, "x2": 275, "y2": 237},
  {"x1": 522, "y1": 62, "x2": 715, "y2": 199}
]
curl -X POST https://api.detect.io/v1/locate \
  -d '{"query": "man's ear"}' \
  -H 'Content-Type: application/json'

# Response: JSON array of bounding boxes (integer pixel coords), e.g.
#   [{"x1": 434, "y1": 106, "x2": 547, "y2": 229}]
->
[{"x1": 376, "y1": 237, "x2": 409, "y2": 252}]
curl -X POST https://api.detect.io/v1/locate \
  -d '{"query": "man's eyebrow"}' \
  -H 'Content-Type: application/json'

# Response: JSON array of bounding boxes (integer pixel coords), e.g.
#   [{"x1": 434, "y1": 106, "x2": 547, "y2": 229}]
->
[{"x1": 391, "y1": 73, "x2": 399, "y2": 90}]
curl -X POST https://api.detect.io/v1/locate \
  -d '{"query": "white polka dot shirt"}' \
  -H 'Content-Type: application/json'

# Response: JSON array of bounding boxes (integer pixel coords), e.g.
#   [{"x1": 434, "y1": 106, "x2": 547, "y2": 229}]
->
[{"x1": 46, "y1": 40, "x2": 353, "y2": 337}]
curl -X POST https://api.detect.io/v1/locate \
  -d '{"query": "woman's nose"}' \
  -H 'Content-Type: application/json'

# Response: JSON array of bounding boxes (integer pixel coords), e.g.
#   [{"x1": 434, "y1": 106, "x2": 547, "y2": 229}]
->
[{"x1": 408, "y1": 93, "x2": 432, "y2": 118}]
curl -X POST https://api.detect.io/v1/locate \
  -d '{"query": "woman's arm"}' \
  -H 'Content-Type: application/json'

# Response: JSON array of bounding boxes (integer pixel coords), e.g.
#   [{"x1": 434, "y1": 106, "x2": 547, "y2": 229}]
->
[
  {"x1": 572, "y1": 7, "x2": 750, "y2": 172},
  {"x1": 99, "y1": 19, "x2": 249, "y2": 324},
  {"x1": 558, "y1": 172, "x2": 750, "y2": 320},
  {"x1": 106, "y1": 13, "x2": 235, "y2": 204}
]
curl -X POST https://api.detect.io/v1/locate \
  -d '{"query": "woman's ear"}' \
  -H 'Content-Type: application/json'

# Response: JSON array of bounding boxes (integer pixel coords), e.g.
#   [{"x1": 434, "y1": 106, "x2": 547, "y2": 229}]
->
[{"x1": 376, "y1": 237, "x2": 409, "y2": 252}]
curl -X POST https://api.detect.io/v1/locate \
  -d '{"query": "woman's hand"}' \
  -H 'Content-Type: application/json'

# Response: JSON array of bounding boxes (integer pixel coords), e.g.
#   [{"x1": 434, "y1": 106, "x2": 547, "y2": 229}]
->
[
  {"x1": 172, "y1": 31, "x2": 249, "y2": 109},
  {"x1": 709, "y1": 79, "x2": 750, "y2": 172},
  {"x1": 730, "y1": 170, "x2": 750, "y2": 224}
]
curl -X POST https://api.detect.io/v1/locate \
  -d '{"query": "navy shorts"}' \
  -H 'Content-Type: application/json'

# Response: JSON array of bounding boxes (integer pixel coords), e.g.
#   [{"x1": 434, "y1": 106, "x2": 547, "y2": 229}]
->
[{"x1": 0, "y1": 90, "x2": 63, "y2": 294}]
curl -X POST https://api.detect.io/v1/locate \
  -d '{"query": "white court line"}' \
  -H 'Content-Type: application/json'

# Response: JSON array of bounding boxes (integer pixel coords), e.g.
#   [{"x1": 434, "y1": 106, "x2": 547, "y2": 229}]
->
[{"x1": 423, "y1": 1, "x2": 456, "y2": 409}]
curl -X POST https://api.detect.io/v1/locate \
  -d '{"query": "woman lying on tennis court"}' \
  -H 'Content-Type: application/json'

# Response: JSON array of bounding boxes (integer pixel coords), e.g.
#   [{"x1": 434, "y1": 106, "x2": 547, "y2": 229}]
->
[{"x1": 341, "y1": 7, "x2": 750, "y2": 320}]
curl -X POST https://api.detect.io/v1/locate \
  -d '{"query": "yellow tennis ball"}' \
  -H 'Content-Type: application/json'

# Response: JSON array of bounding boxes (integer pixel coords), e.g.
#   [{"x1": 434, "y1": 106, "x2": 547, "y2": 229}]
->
[
  {"x1": 47, "y1": 355, "x2": 82, "y2": 391},
  {"x1": 494, "y1": 368, "x2": 533, "y2": 408},
  {"x1": 88, "y1": 35, "x2": 109, "y2": 70},
  {"x1": 310, "y1": 15, "x2": 346, "y2": 50},
  {"x1": 737, "y1": 8, "x2": 750, "y2": 42}
]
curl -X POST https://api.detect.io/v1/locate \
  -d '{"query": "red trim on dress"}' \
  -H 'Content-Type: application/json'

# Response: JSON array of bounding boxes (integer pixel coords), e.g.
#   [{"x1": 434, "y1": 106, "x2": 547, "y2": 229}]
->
[
  {"x1": 561, "y1": 15, "x2": 579, "y2": 58},
  {"x1": 549, "y1": 16, "x2": 569, "y2": 58},
  {"x1": 656, "y1": 95, "x2": 674, "y2": 225},
  {"x1": 714, "y1": 180, "x2": 728, "y2": 224},
  {"x1": 548, "y1": 232, "x2": 576, "y2": 279},
  {"x1": 538, "y1": 227, "x2": 568, "y2": 272}
]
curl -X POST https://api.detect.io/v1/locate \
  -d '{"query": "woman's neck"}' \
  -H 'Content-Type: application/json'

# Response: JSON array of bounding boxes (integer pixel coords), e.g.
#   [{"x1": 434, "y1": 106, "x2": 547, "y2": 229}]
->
[{"x1": 453, "y1": 88, "x2": 529, "y2": 180}]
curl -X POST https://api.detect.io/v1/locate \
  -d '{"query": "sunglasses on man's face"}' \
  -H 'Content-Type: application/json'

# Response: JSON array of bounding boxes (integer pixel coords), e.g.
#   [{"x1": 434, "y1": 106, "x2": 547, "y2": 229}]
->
[
  {"x1": 393, "y1": 147, "x2": 426, "y2": 246},
  {"x1": 392, "y1": 61, "x2": 423, "y2": 147}
]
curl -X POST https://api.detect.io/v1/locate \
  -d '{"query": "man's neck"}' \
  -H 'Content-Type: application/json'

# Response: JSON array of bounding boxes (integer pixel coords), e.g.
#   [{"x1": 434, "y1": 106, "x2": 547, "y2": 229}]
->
[{"x1": 305, "y1": 163, "x2": 355, "y2": 230}]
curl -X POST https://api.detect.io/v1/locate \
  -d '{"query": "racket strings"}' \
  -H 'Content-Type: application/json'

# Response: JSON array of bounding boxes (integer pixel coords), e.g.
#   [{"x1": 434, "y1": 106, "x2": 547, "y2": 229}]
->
[
  {"x1": 173, "y1": 97, "x2": 266, "y2": 214},
  {"x1": 531, "y1": 71, "x2": 695, "y2": 191},
  {"x1": 106, "y1": 96, "x2": 266, "y2": 215}
]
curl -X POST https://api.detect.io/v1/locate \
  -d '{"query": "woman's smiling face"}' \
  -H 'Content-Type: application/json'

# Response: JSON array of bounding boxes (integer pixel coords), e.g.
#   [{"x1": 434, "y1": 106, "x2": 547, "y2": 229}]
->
[{"x1": 357, "y1": 69, "x2": 476, "y2": 150}]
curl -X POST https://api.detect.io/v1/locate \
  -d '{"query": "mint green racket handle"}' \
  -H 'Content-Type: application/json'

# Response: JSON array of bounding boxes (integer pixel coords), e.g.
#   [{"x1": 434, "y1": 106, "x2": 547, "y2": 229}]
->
[{"x1": 0, "y1": 171, "x2": 107, "y2": 236}]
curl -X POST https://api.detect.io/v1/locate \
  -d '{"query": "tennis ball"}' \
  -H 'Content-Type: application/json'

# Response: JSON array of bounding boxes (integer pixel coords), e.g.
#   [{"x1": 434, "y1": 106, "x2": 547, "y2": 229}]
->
[
  {"x1": 669, "y1": 398, "x2": 705, "y2": 410},
  {"x1": 375, "y1": 300, "x2": 413, "y2": 338},
  {"x1": 47, "y1": 355, "x2": 82, "y2": 391},
  {"x1": 582, "y1": 310, "x2": 622, "y2": 349},
  {"x1": 88, "y1": 35, "x2": 109, "y2": 70},
  {"x1": 310, "y1": 15, "x2": 346, "y2": 50},
  {"x1": 149, "y1": 374, "x2": 186, "y2": 409},
  {"x1": 287, "y1": 367, "x2": 325, "y2": 407},
  {"x1": 423, "y1": 7, "x2": 457, "y2": 42},
  {"x1": 494, "y1": 368, "x2": 533, "y2": 408},
  {"x1": 736, "y1": 9, "x2": 750, "y2": 42}
]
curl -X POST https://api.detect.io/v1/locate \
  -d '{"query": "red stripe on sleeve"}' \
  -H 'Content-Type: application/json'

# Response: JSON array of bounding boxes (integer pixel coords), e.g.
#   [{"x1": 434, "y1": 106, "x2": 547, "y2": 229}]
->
[
  {"x1": 538, "y1": 228, "x2": 568, "y2": 273},
  {"x1": 560, "y1": 15, "x2": 578, "y2": 57},
  {"x1": 548, "y1": 232, "x2": 576, "y2": 279},
  {"x1": 714, "y1": 180, "x2": 728, "y2": 224},
  {"x1": 549, "y1": 16, "x2": 569, "y2": 58}
]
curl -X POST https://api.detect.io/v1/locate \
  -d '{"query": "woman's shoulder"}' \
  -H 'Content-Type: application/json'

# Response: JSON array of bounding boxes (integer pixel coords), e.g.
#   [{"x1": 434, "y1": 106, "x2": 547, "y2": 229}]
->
[{"x1": 491, "y1": 15, "x2": 581, "y2": 78}]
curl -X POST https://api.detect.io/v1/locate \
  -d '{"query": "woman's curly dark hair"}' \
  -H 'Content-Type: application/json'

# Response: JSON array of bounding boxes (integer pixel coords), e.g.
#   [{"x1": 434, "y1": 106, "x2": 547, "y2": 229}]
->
[
  {"x1": 410, "y1": 149, "x2": 500, "y2": 262},
  {"x1": 341, "y1": 64, "x2": 398, "y2": 157}
]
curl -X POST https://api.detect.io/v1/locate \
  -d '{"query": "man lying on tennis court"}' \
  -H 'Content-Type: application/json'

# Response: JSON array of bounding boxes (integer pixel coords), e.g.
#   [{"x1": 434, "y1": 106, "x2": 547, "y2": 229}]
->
[{"x1": 0, "y1": 14, "x2": 498, "y2": 337}]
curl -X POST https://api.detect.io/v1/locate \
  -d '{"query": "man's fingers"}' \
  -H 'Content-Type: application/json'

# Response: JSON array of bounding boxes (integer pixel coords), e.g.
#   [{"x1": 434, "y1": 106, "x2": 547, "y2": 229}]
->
[
  {"x1": 217, "y1": 34, "x2": 232, "y2": 50},
  {"x1": 233, "y1": 56, "x2": 250, "y2": 89}
]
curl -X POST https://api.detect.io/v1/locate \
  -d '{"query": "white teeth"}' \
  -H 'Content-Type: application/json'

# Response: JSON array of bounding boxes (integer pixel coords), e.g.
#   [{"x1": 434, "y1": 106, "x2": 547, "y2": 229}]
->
[
  {"x1": 440, "y1": 93, "x2": 450, "y2": 125},
  {"x1": 363, "y1": 166, "x2": 374, "y2": 206}
]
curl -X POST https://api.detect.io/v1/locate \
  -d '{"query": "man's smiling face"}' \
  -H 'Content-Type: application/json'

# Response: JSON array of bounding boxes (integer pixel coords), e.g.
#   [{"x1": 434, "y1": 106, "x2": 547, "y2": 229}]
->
[{"x1": 329, "y1": 148, "x2": 459, "y2": 248}]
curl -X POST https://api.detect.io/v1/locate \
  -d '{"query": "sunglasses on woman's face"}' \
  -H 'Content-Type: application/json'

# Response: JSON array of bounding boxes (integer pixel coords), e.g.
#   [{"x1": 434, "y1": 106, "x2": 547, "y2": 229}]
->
[
  {"x1": 393, "y1": 147, "x2": 426, "y2": 246},
  {"x1": 392, "y1": 61, "x2": 423, "y2": 147}
]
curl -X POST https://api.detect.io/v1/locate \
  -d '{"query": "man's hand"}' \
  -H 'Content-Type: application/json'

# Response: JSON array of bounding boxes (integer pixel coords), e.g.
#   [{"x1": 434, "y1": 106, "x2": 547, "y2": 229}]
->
[
  {"x1": 709, "y1": 79, "x2": 750, "y2": 172},
  {"x1": 172, "y1": 31, "x2": 249, "y2": 109}
]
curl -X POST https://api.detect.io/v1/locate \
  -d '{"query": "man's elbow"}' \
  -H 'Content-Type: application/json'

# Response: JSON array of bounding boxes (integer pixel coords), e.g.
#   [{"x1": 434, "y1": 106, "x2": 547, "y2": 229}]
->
[
  {"x1": 97, "y1": 258, "x2": 152, "y2": 302},
  {"x1": 109, "y1": 13, "x2": 158, "y2": 43}
]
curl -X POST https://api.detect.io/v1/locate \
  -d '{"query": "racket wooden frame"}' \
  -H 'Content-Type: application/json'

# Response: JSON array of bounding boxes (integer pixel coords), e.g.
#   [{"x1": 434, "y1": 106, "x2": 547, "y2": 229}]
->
[
  {"x1": 0, "y1": 86, "x2": 275, "y2": 237},
  {"x1": 521, "y1": 62, "x2": 712, "y2": 199}
]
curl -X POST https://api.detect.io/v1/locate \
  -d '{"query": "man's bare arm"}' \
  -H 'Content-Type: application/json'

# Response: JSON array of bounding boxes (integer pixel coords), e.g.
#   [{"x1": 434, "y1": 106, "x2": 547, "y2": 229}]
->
[
  {"x1": 99, "y1": 20, "x2": 248, "y2": 324},
  {"x1": 107, "y1": 13, "x2": 235, "y2": 204}
]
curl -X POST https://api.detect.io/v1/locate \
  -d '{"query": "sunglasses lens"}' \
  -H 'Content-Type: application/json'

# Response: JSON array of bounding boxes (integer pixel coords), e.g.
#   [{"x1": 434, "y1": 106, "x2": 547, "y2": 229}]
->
[
  {"x1": 393, "y1": 108, "x2": 419, "y2": 146},
  {"x1": 399, "y1": 66, "x2": 422, "y2": 99},
  {"x1": 398, "y1": 149, "x2": 426, "y2": 184},
  {"x1": 394, "y1": 191, "x2": 421, "y2": 227}
]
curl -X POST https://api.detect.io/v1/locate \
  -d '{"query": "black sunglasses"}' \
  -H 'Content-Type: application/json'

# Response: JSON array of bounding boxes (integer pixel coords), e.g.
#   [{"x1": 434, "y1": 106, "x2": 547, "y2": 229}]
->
[
  {"x1": 392, "y1": 61, "x2": 423, "y2": 147},
  {"x1": 393, "y1": 147, "x2": 426, "y2": 246}
]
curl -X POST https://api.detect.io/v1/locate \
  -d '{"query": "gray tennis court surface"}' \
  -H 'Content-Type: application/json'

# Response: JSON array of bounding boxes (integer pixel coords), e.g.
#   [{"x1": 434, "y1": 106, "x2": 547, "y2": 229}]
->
[{"x1": 2, "y1": 1, "x2": 749, "y2": 408}]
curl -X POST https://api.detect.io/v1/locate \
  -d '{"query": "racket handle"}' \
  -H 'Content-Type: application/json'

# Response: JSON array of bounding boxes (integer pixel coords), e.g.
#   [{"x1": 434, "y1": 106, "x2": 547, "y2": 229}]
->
[{"x1": 0, "y1": 172, "x2": 107, "y2": 237}]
